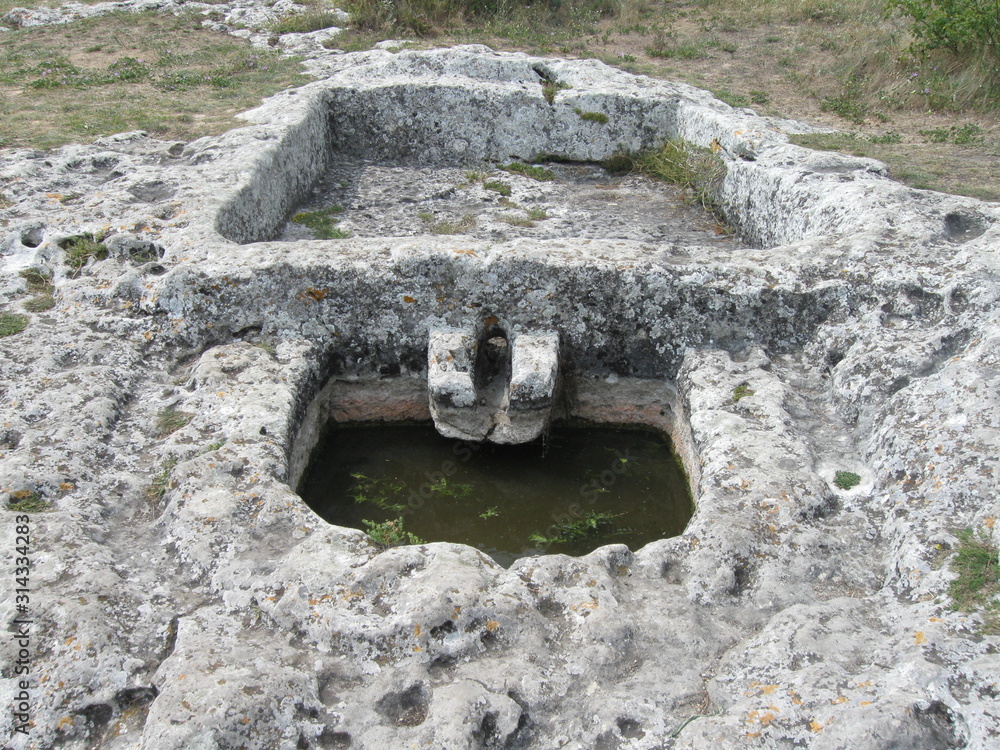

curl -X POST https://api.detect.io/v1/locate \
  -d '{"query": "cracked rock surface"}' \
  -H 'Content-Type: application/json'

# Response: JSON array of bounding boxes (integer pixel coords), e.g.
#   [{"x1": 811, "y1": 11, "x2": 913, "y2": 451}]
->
[{"x1": 0, "y1": 36, "x2": 998, "y2": 750}]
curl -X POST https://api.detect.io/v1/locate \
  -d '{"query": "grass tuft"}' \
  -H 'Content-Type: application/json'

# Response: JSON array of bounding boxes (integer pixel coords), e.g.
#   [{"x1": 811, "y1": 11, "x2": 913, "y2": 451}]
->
[
  {"x1": 633, "y1": 139, "x2": 726, "y2": 213},
  {"x1": 24, "y1": 295, "x2": 56, "y2": 312},
  {"x1": 948, "y1": 528, "x2": 1000, "y2": 633},
  {"x1": 60, "y1": 234, "x2": 108, "y2": 271},
  {"x1": 0, "y1": 314, "x2": 29, "y2": 337},
  {"x1": 146, "y1": 458, "x2": 178, "y2": 502},
  {"x1": 576, "y1": 109, "x2": 609, "y2": 123},
  {"x1": 271, "y1": 11, "x2": 343, "y2": 35},
  {"x1": 501, "y1": 162, "x2": 556, "y2": 181},
  {"x1": 155, "y1": 407, "x2": 193, "y2": 437},
  {"x1": 483, "y1": 179, "x2": 512, "y2": 196},
  {"x1": 291, "y1": 206, "x2": 351, "y2": 239}
]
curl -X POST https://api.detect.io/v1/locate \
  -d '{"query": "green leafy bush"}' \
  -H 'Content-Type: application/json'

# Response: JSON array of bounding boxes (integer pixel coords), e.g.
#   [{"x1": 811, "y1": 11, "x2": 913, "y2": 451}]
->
[{"x1": 887, "y1": 0, "x2": 1000, "y2": 64}]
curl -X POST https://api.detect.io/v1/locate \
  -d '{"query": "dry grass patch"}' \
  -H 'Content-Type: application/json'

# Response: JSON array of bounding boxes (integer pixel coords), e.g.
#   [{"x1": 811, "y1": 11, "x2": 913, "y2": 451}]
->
[{"x1": 0, "y1": 11, "x2": 309, "y2": 148}]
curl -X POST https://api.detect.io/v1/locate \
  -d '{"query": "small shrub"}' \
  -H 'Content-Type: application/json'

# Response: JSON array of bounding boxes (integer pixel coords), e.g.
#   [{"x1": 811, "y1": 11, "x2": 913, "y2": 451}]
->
[
  {"x1": 156, "y1": 407, "x2": 193, "y2": 437},
  {"x1": 362, "y1": 517, "x2": 424, "y2": 549},
  {"x1": 483, "y1": 180, "x2": 512, "y2": 196},
  {"x1": 887, "y1": 0, "x2": 1000, "y2": 66},
  {"x1": 7, "y1": 491, "x2": 51, "y2": 513},
  {"x1": 749, "y1": 90, "x2": 771, "y2": 105},
  {"x1": 526, "y1": 207, "x2": 549, "y2": 220},
  {"x1": 60, "y1": 234, "x2": 108, "y2": 271},
  {"x1": 501, "y1": 162, "x2": 556, "y2": 181},
  {"x1": 0, "y1": 314, "x2": 29, "y2": 337},
  {"x1": 833, "y1": 470, "x2": 861, "y2": 490}
]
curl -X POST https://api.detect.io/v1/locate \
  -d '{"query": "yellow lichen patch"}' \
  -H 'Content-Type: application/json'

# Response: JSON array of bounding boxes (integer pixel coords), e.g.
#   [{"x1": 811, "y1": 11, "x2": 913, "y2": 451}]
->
[
  {"x1": 860, "y1": 700, "x2": 874, "y2": 706},
  {"x1": 414, "y1": 623, "x2": 422, "y2": 637},
  {"x1": 402, "y1": 295, "x2": 416, "y2": 303},
  {"x1": 830, "y1": 696, "x2": 848, "y2": 705},
  {"x1": 58, "y1": 716, "x2": 74, "y2": 730},
  {"x1": 985, "y1": 516, "x2": 996, "y2": 529},
  {"x1": 485, "y1": 620, "x2": 501, "y2": 632},
  {"x1": 58, "y1": 482, "x2": 74, "y2": 492},
  {"x1": 915, "y1": 631, "x2": 927, "y2": 644},
  {"x1": 809, "y1": 720, "x2": 824, "y2": 732}
]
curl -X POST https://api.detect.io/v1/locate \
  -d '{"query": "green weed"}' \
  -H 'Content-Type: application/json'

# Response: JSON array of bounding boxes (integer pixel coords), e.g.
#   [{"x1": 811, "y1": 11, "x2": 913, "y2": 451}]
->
[
  {"x1": 422, "y1": 213, "x2": 476, "y2": 234},
  {"x1": 499, "y1": 214, "x2": 536, "y2": 227},
  {"x1": 633, "y1": 139, "x2": 726, "y2": 213},
  {"x1": 479, "y1": 506, "x2": 499, "y2": 519},
  {"x1": 24, "y1": 294, "x2": 55, "y2": 312},
  {"x1": 576, "y1": 109, "x2": 609, "y2": 123},
  {"x1": 0, "y1": 313, "x2": 29, "y2": 337},
  {"x1": 501, "y1": 162, "x2": 556, "y2": 181},
  {"x1": 526, "y1": 207, "x2": 549, "y2": 220},
  {"x1": 291, "y1": 206, "x2": 350, "y2": 239},
  {"x1": 7, "y1": 491, "x2": 51, "y2": 513},
  {"x1": 484, "y1": 179, "x2": 512, "y2": 196},
  {"x1": 60, "y1": 234, "x2": 108, "y2": 271},
  {"x1": 146, "y1": 458, "x2": 178, "y2": 502},
  {"x1": 362, "y1": 517, "x2": 424, "y2": 549},
  {"x1": 948, "y1": 528, "x2": 999, "y2": 634},
  {"x1": 834, "y1": 470, "x2": 861, "y2": 490},
  {"x1": 714, "y1": 89, "x2": 749, "y2": 107},
  {"x1": 349, "y1": 473, "x2": 409, "y2": 513},
  {"x1": 271, "y1": 11, "x2": 343, "y2": 35},
  {"x1": 732, "y1": 384, "x2": 755, "y2": 401},
  {"x1": 530, "y1": 511, "x2": 625, "y2": 546}
]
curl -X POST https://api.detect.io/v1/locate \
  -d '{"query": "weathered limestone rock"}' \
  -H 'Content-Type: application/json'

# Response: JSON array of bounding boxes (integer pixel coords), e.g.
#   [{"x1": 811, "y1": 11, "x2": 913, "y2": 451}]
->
[{"x1": 0, "y1": 37, "x2": 998, "y2": 750}]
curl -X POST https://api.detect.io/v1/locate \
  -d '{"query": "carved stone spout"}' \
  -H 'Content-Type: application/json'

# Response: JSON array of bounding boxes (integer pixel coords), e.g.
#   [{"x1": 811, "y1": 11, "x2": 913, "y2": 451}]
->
[{"x1": 428, "y1": 324, "x2": 560, "y2": 444}]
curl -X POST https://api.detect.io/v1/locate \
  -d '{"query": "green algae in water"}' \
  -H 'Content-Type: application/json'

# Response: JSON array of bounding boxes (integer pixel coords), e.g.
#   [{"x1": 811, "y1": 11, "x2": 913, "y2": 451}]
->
[{"x1": 298, "y1": 422, "x2": 693, "y2": 567}]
